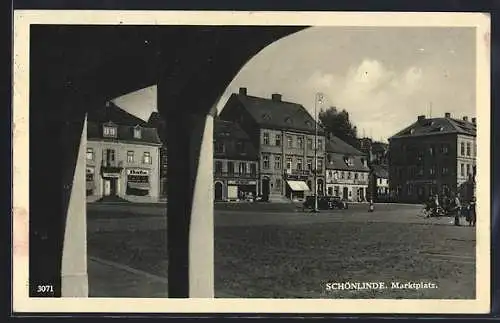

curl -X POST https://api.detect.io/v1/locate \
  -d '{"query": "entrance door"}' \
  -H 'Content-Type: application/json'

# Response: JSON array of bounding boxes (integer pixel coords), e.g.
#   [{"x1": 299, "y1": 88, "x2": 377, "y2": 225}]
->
[
  {"x1": 110, "y1": 178, "x2": 118, "y2": 196},
  {"x1": 262, "y1": 177, "x2": 270, "y2": 201},
  {"x1": 343, "y1": 187, "x2": 348, "y2": 200},
  {"x1": 104, "y1": 179, "x2": 111, "y2": 196},
  {"x1": 214, "y1": 182, "x2": 223, "y2": 201}
]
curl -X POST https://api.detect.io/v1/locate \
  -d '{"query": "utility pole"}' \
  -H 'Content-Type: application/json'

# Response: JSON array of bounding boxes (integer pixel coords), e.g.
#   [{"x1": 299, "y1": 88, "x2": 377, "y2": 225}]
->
[{"x1": 313, "y1": 92, "x2": 322, "y2": 213}]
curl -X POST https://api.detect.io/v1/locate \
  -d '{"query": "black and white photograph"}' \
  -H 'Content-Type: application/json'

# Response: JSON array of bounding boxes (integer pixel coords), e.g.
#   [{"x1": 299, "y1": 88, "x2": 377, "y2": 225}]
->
[{"x1": 12, "y1": 11, "x2": 491, "y2": 314}]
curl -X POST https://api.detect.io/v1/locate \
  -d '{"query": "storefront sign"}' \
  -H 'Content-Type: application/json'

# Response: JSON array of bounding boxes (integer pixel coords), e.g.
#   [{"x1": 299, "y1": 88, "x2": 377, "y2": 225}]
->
[
  {"x1": 227, "y1": 180, "x2": 257, "y2": 185},
  {"x1": 127, "y1": 169, "x2": 149, "y2": 176},
  {"x1": 102, "y1": 173, "x2": 121, "y2": 178}
]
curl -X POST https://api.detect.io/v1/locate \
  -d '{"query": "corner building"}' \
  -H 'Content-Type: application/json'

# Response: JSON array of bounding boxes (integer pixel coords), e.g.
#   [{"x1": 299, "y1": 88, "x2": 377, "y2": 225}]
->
[{"x1": 85, "y1": 103, "x2": 162, "y2": 203}]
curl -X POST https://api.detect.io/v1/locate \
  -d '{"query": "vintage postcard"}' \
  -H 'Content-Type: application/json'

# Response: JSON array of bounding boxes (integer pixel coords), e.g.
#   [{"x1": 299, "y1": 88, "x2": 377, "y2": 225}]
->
[{"x1": 12, "y1": 10, "x2": 491, "y2": 314}]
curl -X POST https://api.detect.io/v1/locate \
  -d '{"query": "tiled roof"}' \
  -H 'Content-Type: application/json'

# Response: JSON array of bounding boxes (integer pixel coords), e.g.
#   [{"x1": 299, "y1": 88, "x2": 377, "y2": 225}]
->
[
  {"x1": 371, "y1": 164, "x2": 389, "y2": 178},
  {"x1": 325, "y1": 152, "x2": 370, "y2": 172},
  {"x1": 87, "y1": 101, "x2": 148, "y2": 126},
  {"x1": 227, "y1": 92, "x2": 325, "y2": 134},
  {"x1": 87, "y1": 121, "x2": 162, "y2": 145},
  {"x1": 325, "y1": 135, "x2": 366, "y2": 156},
  {"x1": 214, "y1": 119, "x2": 258, "y2": 160},
  {"x1": 390, "y1": 117, "x2": 476, "y2": 139}
]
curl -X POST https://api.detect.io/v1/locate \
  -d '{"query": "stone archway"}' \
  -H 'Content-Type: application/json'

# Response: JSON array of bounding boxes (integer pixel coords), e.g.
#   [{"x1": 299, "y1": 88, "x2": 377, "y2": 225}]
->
[{"x1": 214, "y1": 181, "x2": 224, "y2": 201}]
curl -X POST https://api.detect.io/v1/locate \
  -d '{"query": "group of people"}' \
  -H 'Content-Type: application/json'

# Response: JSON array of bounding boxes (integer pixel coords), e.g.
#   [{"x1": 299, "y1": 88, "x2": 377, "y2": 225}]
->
[{"x1": 424, "y1": 192, "x2": 476, "y2": 227}]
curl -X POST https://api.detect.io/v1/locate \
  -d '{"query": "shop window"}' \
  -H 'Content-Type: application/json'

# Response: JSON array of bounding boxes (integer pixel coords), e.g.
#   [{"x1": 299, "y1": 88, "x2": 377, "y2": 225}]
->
[{"x1": 126, "y1": 171, "x2": 150, "y2": 196}]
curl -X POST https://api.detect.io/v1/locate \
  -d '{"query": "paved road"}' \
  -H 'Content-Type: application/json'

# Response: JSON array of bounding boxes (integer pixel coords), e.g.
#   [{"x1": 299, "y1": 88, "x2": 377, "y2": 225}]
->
[{"x1": 87, "y1": 203, "x2": 462, "y2": 233}]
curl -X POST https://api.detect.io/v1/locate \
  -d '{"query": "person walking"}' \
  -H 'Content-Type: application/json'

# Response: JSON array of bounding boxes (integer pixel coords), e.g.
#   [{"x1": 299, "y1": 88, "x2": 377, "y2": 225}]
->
[
  {"x1": 449, "y1": 192, "x2": 462, "y2": 226},
  {"x1": 468, "y1": 196, "x2": 477, "y2": 227}
]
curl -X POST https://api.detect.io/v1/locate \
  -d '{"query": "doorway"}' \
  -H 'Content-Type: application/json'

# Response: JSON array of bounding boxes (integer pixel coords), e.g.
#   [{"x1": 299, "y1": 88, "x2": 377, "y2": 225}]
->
[
  {"x1": 214, "y1": 182, "x2": 223, "y2": 201},
  {"x1": 343, "y1": 187, "x2": 348, "y2": 200},
  {"x1": 262, "y1": 177, "x2": 270, "y2": 201}
]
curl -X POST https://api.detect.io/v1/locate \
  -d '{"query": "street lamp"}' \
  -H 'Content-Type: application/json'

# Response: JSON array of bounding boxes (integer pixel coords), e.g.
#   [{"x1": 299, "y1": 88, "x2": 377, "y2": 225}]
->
[{"x1": 312, "y1": 92, "x2": 323, "y2": 213}]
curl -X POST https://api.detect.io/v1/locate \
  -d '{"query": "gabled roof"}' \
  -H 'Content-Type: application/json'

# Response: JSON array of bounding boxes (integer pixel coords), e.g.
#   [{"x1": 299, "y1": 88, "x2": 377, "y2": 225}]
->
[
  {"x1": 371, "y1": 164, "x2": 389, "y2": 178},
  {"x1": 226, "y1": 92, "x2": 325, "y2": 134},
  {"x1": 390, "y1": 116, "x2": 476, "y2": 139},
  {"x1": 326, "y1": 135, "x2": 366, "y2": 156},
  {"x1": 214, "y1": 119, "x2": 258, "y2": 161},
  {"x1": 87, "y1": 101, "x2": 148, "y2": 126},
  {"x1": 87, "y1": 121, "x2": 162, "y2": 145},
  {"x1": 325, "y1": 152, "x2": 369, "y2": 172}
]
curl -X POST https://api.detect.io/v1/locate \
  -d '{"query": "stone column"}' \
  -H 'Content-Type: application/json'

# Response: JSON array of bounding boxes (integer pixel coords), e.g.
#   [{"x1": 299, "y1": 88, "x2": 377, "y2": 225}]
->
[
  {"x1": 61, "y1": 115, "x2": 89, "y2": 297},
  {"x1": 162, "y1": 95, "x2": 216, "y2": 297}
]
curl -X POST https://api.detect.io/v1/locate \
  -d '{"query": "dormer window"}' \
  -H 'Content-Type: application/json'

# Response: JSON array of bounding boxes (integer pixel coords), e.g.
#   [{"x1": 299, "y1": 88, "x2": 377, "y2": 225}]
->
[
  {"x1": 133, "y1": 125, "x2": 142, "y2": 139},
  {"x1": 344, "y1": 156, "x2": 354, "y2": 167},
  {"x1": 103, "y1": 122, "x2": 117, "y2": 138}
]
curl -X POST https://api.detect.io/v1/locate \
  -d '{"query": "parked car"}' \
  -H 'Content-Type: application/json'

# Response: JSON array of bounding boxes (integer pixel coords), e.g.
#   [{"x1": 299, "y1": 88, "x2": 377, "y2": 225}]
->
[{"x1": 303, "y1": 195, "x2": 348, "y2": 210}]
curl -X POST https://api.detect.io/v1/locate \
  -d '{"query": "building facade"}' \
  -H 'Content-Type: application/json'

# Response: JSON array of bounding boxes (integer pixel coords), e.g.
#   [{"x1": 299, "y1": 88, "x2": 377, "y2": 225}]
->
[
  {"x1": 147, "y1": 112, "x2": 168, "y2": 198},
  {"x1": 214, "y1": 119, "x2": 259, "y2": 201},
  {"x1": 325, "y1": 135, "x2": 370, "y2": 202},
  {"x1": 388, "y1": 113, "x2": 476, "y2": 203},
  {"x1": 86, "y1": 103, "x2": 162, "y2": 203},
  {"x1": 219, "y1": 88, "x2": 326, "y2": 202}
]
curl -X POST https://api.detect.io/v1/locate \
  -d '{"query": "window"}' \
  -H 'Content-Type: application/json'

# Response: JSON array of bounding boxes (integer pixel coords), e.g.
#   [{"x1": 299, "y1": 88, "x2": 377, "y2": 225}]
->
[
  {"x1": 215, "y1": 161, "x2": 223, "y2": 174},
  {"x1": 250, "y1": 163, "x2": 257, "y2": 176},
  {"x1": 142, "y1": 152, "x2": 152, "y2": 164},
  {"x1": 430, "y1": 165, "x2": 436, "y2": 176},
  {"x1": 317, "y1": 139, "x2": 323, "y2": 150},
  {"x1": 347, "y1": 172, "x2": 352, "y2": 179},
  {"x1": 104, "y1": 149, "x2": 115, "y2": 166},
  {"x1": 442, "y1": 167, "x2": 449, "y2": 175},
  {"x1": 103, "y1": 125, "x2": 117, "y2": 138},
  {"x1": 461, "y1": 142, "x2": 465, "y2": 156},
  {"x1": 127, "y1": 151, "x2": 134, "y2": 163},
  {"x1": 86, "y1": 148, "x2": 94, "y2": 161},
  {"x1": 429, "y1": 145, "x2": 435, "y2": 156},
  {"x1": 262, "y1": 155, "x2": 270, "y2": 169},
  {"x1": 307, "y1": 138, "x2": 313, "y2": 150},
  {"x1": 297, "y1": 136, "x2": 304, "y2": 149},
  {"x1": 341, "y1": 171, "x2": 345, "y2": 179},
  {"x1": 239, "y1": 162, "x2": 247, "y2": 174},
  {"x1": 275, "y1": 134, "x2": 282, "y2": 146},
  {"x1": 228, "y1": 161, "x2": 235, "y2": 175},
  {"x1": 466, "y1": 164, "x2": 471, "y2": 176},
  {"x1": 407, "y1": 183, "x2": 414, "y2": 195},
  {"x1": 466, "y1": 142, "x2": 471, "y2": 156},
  {"x1": 274, "y1": 155, "x2": 282, "y2": 169},
  {"x1": 133, "y1": 126, "x2": 142, "y2": 139},
  {"x1": 354, "y1": 173, "x2": 359, "y2": 180},
  {"x1": 334, "y1": 186, "x2": 339, "y2": 197},
  {"x1": 307, "y1": 159, "x2": 313, "y2": 171},
  {"x1": 317, "y1": 159, "x2": 323, "y2": 172},
  {"x1": 236, "y1": 140, "x2": 245, "y2": 153},
  {"x1": 215, "y1": 142, "x2": 225, "y2": 153},
  {"x1": 328, "y1": 187, "x2": 333, "y2": 196},
  {"x1": 287, "y1": 136, "x2": 293, "y2": 148},
  {"x1": 297, "y1": 158, "x2": 303, "y2": 171},
  {"x1": 263, "y1": 132, "x2": 270, "y2": 145},
  {"x1": 474, "y1": 142, "x2": 477, "y2": 157},
  {"x1": 417, "y1": 166, "x2": 424, "y2": 177},
  {"x1": 460, "y1": 163, "x2": 465, "y2": 177},
  {"x1": 286, "y1": 157, "x2": 292, "y2": 171},
  {"x1": 441, "y1": 144, "x2": 449, "y2": 155}
]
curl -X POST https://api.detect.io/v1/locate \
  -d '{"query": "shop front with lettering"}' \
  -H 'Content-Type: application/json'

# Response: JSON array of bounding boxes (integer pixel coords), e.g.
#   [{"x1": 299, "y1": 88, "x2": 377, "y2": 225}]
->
[
  {"x1": 227, "y1": 179, "x2": 257, "y2": 201},
  {"x1": 126, "y1": 168, "x2": 151, "y2": 196},
  {"x1": 86, "y1": 166, "x2": 96, "y2": 196}
]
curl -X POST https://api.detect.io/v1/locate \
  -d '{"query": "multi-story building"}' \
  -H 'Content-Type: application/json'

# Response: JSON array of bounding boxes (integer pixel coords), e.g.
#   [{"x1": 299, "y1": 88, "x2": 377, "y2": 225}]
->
[
  {"x1": 219, "y1": 87, "x2": 326, "y2": 202},
  {"x1": 325, "y1": 135, "x2": 370, "y2": 201},
  {"x1": 388, "y1": 112, "x2": 476, "y2": 203},
  {"x1": 147, "y1": 112, "x2": 168, "y2": 197},
  {"x1": 86, "y1": 102, "x2": 162, "y2": 203},
  {"x1": 370, "y1": 164, "x2": 390, "y2": 201},
  {"x1": 359, "y1": 137, "x2": 389, "y2": 165},
  {"x1": 213, "y1": 119, "x2": 259, "y2": 201}
]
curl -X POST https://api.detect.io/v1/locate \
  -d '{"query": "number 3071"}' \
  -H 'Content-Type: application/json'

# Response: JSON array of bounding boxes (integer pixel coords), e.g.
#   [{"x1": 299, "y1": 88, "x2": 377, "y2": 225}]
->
[{"x1": 37, "y1": 285, "x2": 54, "y2": 293}]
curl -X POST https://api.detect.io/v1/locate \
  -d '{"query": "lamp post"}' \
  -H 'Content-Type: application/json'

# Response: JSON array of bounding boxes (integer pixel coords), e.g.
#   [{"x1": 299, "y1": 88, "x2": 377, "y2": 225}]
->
[{"x1": 312, "y1": 92, "x2": 323, "y2": 213}]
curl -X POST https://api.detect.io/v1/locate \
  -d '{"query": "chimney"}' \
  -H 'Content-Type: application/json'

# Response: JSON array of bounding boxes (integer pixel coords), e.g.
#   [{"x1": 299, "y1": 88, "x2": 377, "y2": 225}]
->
[
  {"x1": 271, "y1": 93, "x2": 282, "y2": 102},
  {"x1": 472, "y1": 117, "x2": 476, "y2": 124},
  {"x1": 239, "y1": 87, "x2": 247, "y2": 96},
  {"x1": 417, "y1": 115, "x2": 425, "y2": 122},
  {"x1": 463, "y1": 116, "x2": 468, "y2": 122},
  {"x1": 444, "y1": 112, "x2": 451, "y2": 118}
]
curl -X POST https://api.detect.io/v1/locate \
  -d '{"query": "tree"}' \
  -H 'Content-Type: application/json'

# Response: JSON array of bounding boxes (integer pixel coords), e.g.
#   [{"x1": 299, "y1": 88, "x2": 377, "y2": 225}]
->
[{"x1": 318, "y1": 106, "x2": 359, "y2": 148}]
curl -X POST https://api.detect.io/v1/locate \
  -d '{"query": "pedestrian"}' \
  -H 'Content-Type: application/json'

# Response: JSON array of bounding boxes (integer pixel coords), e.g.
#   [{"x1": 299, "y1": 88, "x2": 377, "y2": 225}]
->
[
  {"x1": 468, "y1": 196, "x2": 476, "y2": 227},
  {"x1": 449, "y1": 192, "x2": 462, "y2": 226}
]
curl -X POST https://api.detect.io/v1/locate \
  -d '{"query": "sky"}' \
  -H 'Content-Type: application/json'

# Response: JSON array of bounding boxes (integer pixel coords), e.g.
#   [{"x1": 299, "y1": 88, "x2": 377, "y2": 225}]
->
[{"x1": 112, "y1": 26, "x2": 476, "y2": 143}]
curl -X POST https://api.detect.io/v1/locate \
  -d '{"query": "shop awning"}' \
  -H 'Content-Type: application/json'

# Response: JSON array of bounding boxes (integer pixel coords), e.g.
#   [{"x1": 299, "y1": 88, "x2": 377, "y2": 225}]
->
[
  {"x1": 287, "y1": 180, "x2": 310, "y2": 191},
  {"x1": 86, "y1": 181, "x2": 95, "y2": 190},
  {"x1": 127, "y1": 182, "x2": 150, "y2": 190}
]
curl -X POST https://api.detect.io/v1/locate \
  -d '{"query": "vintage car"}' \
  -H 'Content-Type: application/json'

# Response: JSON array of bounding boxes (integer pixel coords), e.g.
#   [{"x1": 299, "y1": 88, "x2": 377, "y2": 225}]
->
[{"x1": 303, "y1": 195, "x2": 348, "y2": 210}]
